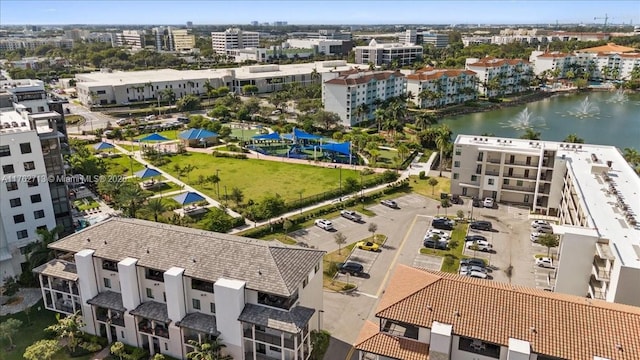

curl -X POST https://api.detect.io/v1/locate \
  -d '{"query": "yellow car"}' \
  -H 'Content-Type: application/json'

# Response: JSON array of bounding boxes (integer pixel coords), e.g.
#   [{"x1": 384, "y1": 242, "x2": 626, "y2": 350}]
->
[{"x1": 356, "y1": 241, "x2": 380, "y2": 252}]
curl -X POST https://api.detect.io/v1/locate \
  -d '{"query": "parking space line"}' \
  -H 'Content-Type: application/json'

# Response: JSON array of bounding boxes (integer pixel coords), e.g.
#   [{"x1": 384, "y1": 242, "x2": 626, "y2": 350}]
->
[{"x1": 375, "y1": 215, "x2": 419, "y2": 298}]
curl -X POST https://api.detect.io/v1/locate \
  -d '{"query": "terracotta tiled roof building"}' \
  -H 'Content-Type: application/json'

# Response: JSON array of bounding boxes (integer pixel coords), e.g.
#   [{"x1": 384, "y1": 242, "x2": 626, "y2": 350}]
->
[{"x1": 406, "y1": 67, "x2": 478, "y2": 109}]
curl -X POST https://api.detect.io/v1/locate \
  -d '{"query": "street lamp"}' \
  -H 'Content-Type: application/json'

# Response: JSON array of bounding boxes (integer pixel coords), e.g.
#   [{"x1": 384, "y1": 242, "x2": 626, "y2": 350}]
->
[
  {"x1": 216, "y1": 169, "x2": 221, "y2": 198},
  {"x1": 339, "y1": 166, "x2": 342, "y2": 194}
]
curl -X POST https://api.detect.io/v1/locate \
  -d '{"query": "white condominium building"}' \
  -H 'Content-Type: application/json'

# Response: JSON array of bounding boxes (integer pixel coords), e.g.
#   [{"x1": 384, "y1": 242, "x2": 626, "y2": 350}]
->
[
  {"x1": 451, "y1": 135, "x2": 640, "y2": 306},
  {"x1": 356, "y1": 265, "x2": 640, "y2": 360},
  {"x1": 113, "y1": 30, "x2": 146, "y2": 50},
  {"x1": 34, "y1": 218, "x2": 325, "y2": 360},
  {"x1": 322, "y1": 69, "x2": 406, "y2": 127},
  {"x1": 465, "y1": 57, "x2": 533, "y2": 97},
  {"x1": 211, "y1": 28, "x2": 260, "y2": 55},
  {"x1": 284, "y1": 38, "x2": 352, "y2": 56},
  {"x1": 354, "y1": 39, "x2": 423, "y2": 67},
  {"x1": 406, "y1": 67, "x2": 477, "y2": 109},
  {"x1": 0, "y1": 37, "x2": 74, "y2": 51}
]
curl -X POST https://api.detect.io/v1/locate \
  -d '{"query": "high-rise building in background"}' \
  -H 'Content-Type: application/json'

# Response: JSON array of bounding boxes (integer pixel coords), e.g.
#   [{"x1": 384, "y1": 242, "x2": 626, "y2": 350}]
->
[{"x1": 211, "y1": 28, "x2": 260, "y2": 55}]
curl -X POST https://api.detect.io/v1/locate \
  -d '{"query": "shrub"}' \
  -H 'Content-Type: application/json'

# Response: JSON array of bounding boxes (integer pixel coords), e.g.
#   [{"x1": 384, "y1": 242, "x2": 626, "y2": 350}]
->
[
  {"x1": 324, "y1": 262, "x2": 339, "y2": 277},
  {"x1": 310, "y1": 330, "x2": 331, "y2": 360},
  {"x1": 442, "y1": 254, "x2": 455, "y2": 269},
  {"x1": 342, "y1": 283, "x2": 356, "y2": 290},
  {"x1": 418, "y1": 171, "x2": 426, "y2": 179},
  {"x1": 212, "y1": 151, "x2": 248, "y2": 159}
]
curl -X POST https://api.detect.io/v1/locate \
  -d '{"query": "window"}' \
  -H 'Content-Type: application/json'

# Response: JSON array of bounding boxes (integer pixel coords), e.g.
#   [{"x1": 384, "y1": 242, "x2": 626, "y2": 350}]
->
[
  {"x1": 471, "y1": 175, "x2": 478, "y2": 181},
  {"x1": 17, "y1": 230, "x2": 28, "y2": 239},
  {"x1": 475, "y1": 164, "x2": 482, "y2": 174},
  {"x1": 503, "y1": 179, "x2": 509, "y2": 185},
  {"x1": 453, "y1": 173, "x2": 459, "y2": 180},
  {"x1": 24, "y1": 161, "x2": 36, "y2": 171},
  {"x1": 27, "y1": 177, "x2": 38, "y2": 187},
  {"x1": 517, "y1": 180, "x2": 524, "y2": 186},
  {"x1": 146, "y1": 288, "x2": 154, "y2": 299},
  {"x1": 314, "y1": 263, "x2": 320, "y2": 274},
  {"x1": 102, "y1": 260, "x2": 118, "y2": 272},
  {"x1": 192, "y1": 299, "x2": 201, "y2": 310},
  {"x1": 210, "y1": 302, "x2": 216, "y2": 314},
  {"x1": 454, "y1": 161, "x2": 460, "y2": 168},
  {"x1": 191, "y1": 278, "x2": 214, "y2": 293},
  {"x1": 0, "y1": 145, "x2": 10, "y2": 157},
  {"x1": 31, "y1": 194, "x2": 42, "y2": 203},
  {"x1": 6, "y1": 181, "x2": 18, "y2": 191},
  {"x1": 303, "y1": 278, "x2": 309, "y2": 288},
  {"x1": 163, "y1": 292, "x2": 166, "y2": 302},
  {"x1": 20, "y1": 143, "x2": 32, "y2": 154},
  {"x1": 103, "y1": 278, "x2": 111, "y2": 288},
  {"x1": 455, "y1": 149, "x2": 461, "y2": 156},
  {"x1": 10, "y1": 198, "x2": 21, "y2": 207},
  {"x1": 2, "y1": 164, "x2": 14, "y2": 174},
  {"x1": 488, "y1": 179, "x2": 495, "y2": 185},
  {"x1": 13, "y1": 214, "x2": 25, "y2": 223}
]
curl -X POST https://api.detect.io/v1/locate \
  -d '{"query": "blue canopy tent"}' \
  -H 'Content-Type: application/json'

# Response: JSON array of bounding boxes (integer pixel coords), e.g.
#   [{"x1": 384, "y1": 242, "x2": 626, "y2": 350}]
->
[
  {"x1": 93, "y1": 142, "x2": 115, "y2": 151},
  {"x1": 173, "y1": 191, "x2": 206, "y2": 206},
  {"x1": 179, "y1": 128, "x2": 218, "y2": 140},
  {"x1": 139, "y1": 133, "x2": 169, "y2": 142},
  {"x1": 320, "y1": 142, "x2": 351, "y2": 156},
  {"x1": 134, "y1": 167, "x2": 162, "y2": 179},
  {"x1": 292, "y1": 128, "x2": 321, "y2": 141},
  {"x1": 252, "y1": 132, "x2": 281, "y2": 140}
]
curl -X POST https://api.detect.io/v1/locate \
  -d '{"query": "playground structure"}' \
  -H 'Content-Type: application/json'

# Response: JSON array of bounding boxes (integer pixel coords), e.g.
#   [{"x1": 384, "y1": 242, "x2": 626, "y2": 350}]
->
[{"x1": 247, "y1": 128, "x2": 357, "y2": 164}]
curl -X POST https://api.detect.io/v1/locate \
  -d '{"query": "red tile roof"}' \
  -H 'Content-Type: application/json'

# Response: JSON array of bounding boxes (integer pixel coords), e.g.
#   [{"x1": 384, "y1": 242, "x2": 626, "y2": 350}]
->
[
  {"x1": 324, "y1": 70, "x2": 404, "y2": 85},
  {"x1": 406, "y1": 68, "x2": 476, "y2": 81},
  {"x1": 355, "y1": 321, "x2": 430, "y2": 360},
  {"x1": 536, "y1": 52, "x2": 570, "y2": 58},
  {"x1": 577, "y1": 43, "x2": 637, "y2": 54},
  {"x1": 369, "y1": 265, "x2": 640, "y2": 360},
  {"x1": 466, "y1": 57, "x2": 529, "y2": 68}
]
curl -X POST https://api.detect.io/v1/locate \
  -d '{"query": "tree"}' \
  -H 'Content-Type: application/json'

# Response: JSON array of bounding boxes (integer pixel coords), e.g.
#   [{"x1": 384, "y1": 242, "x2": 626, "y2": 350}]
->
[
  {"x1": 334, "y1": 232, "x2": 347, "y2": 254},
  {"x1": 23, "y1": 340, "x2": 61, "y2": 360},
  {"x1": 26, "y1": 226, "x2": 63, "y2": 269},
  {"x1": 519, "y1": 128, "x2": 541, "y2": 140},
  {"x1": 0, "y1": 318, "x2": 22, "y2": 349},
  {"x1": 144, "y1": 198, "x2": 166, "y2": 222},
  {"x1": 314, "y1": 110, "x2": 341, "y2": 130},
  {"x1": 428, "y1": 177, "x2": 439, "y2": 195},
  {"x1": 2, "y1": 276, "x2": 19, "y2": 297},
  {"x1": 242, "y1": 84, "x2": 259, "y2": 95},
  {"x1": 538, "y1": 234, "x2": 559, "y2": 257},
  {"x1": 563, "y1": 134, "x2": 584, "y2": 143},
  {"x1": 186, "y1": 339, "x2": 232, "y2": 360},
  {"x1": 283, "y1": 219, "x2": 293, "y2": 241},
  {"x1": 176, "y1": 94, "x2": 201, "y2": 112},
  {"x1": 435, "y1": 125, "x2": 451, "y2": 177},
  {"x1": 153, "y1": 354, "x2": 167, "y2": 360},
  {"x1": 368, "y1": 223, "x2": 378, "y2": 242},
  {"x1": 110, "y1": 341, "x2": 127, "y2": 360},
  {"x1": 343, "y1": 177, "x2": 359, "y2": 193},
  {"x1": 396, "y1": 144, "x2": 409, "y2": 162},
  {"x1": 46, "y1": 312, "x2": 85, "y2": 353},
  {"x1": 230, "y1": 187, "x2": 244, "y2": 207},
  {"x1": 115, "y1": 182, "x2": 147, "y2": 218},
  {"x1": 202, "y1": 208, "x2": 233, "y2": 233},
  {"x1": 161, "y1": 88, "x2": 176, "y2": 107}
]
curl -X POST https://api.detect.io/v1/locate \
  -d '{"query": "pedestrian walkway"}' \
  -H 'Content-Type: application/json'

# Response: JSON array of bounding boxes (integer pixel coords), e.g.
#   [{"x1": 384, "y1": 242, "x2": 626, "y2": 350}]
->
[{"x1": 0, "y1": 288, "x2": 42, "y2": 316}]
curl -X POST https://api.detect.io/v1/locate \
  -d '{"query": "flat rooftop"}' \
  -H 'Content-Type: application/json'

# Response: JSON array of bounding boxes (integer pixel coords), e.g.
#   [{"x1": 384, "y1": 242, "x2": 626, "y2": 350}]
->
[
  {"x1": 76, "y1": 61, "x2": 359, "y2": 87},
  {"x1": 0, "y1": 110, "x2": 30, "y2": 133},
  {"x1": 455, "y1": 135, "x2": 640, "y2": 268}
]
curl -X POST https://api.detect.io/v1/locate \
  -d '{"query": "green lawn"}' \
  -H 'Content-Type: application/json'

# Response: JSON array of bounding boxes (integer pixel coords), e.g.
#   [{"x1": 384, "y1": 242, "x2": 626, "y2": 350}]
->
[
  {"x1": 230, "y1": 128, "x2": 261, "y2": 141},
  {"x1": 409, "y1": 175, "x2": 451, "y2": 201},
  {"x1": 101, "y1": 155, "x2": 145, "y2": 176},
  {"x1": 119, "y1": 144, "x2": 139, "y2": 152},
  {"x1": 134, "y1": 129, "x2": 179, "y2": 140},
  {"x1": 145, "y1": 180, "x2": 182, "y2": 194},
  {"x1": 73, "y1": 197, "x2": 100, "y2": 211},
  {"x1": 159, "y1": 152, "x2": 371, "y2": 203},
  {"x1": 375, "y1": 148, "x2": 399, "y2": 166}
]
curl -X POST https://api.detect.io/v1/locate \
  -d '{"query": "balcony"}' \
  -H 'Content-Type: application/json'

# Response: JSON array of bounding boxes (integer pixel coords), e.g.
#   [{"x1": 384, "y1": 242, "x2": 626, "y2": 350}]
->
[
  {"x1": 258, "y1": 292, "x2": 298, "y2": 311},
  {"x1": 485, "y1": 171, "x2": 500, "y2": 176},
  {"x1": 458, "y1": 337, "x2": 500, "y2": 359},
  {"x1": 592, "y1": 260, "x2": 610, "y2": 281},
  {"x1": 244, "y1": 328, "x2": 295, "y2": 349},
  {"x1": 145, "y1": 269, "x2": 164, "y2": 282},
  {"x1": 244, "y1": 352, "x2": 280, "y2": 360},
  {"x1": 505, "y1": 160, "x2": 538, "y2": 167},
  {"x1": 589, "y1": 278, "x2": 606, "y2": 300},
  {"x1": 486, "y1": 158, "x2": 501, "y2": 164},
  {"x1": 502, "y1": 185, "x2": 535, "y2": 193},
  {"x1": 503, "y1": 172, "x2": 537, "y2": 181}
]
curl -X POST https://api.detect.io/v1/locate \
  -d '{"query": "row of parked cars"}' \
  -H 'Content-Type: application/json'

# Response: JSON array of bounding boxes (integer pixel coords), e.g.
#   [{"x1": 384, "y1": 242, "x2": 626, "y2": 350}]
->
[{"x1": 459, "y1": 258, "x2": 490, "y2": 279}]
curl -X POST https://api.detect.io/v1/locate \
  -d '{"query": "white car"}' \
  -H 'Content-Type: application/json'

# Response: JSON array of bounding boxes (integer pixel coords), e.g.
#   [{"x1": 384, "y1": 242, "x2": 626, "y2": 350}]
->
[
  {"x1": 314, "y1": 219, "x2": 334, "y2": 231},
  {"x1": 536, "y1": 257, "x2": 554, "y2": 268},
  {"x1": 483, "y1": 197, "x2": 494, "y2": 208},
  {"x1": 530, "y1": 232, "x2": 543, "y2": 243},
  {"x1": 425, "y1": 229, "x2": 451, "y2": 241},
  {"x1": 459, "y1": 265, "x2": 487, "y2": 274},
  {"x1": 466, "y1": 240, "x2": 493, "y2": 252},
  {"x1": 532, "y1": 224, "x2": 554, "y2": 234},
  {"x1": 460, "y1": 270, "x2": 488, "y2": 279},
  {"x1": 531, "y1": 220, "x2": 550, "y2": 228}
]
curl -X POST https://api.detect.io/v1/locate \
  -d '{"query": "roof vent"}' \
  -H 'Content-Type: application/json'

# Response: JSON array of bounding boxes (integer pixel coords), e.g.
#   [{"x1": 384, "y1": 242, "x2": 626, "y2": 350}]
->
[
  {"x1": 426, "y1": 305, "x2": 432, "y2": 311},
  {"x1": 454, "y1": 310, "x2": 460, "y2": 317},
  {"x1": 86, "y1": 238, "x2": 90, "y2": 242},
  {"x1": 530, "y1": 326, "x2": 537, "y2": 333},
  {"x1": 146, "y1": 248, "x2": 150, "y2": 254},
  {"x1": 104, "y1": 240, "x2": 107, "y2": 245},
  {"x1": 616, "y1": 343, "x2": 623, "y2": 351},
  {"x1": 192, "y1": 258, "x2": 196, "y2": 263},
  {"x1": 258, "y1": 269, "x2": 262, "y2": 275}
]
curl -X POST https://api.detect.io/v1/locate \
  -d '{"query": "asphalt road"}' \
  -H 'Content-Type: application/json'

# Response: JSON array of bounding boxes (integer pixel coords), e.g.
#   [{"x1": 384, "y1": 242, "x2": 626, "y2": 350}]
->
[{"x1": 65, "y1": 102, "x2": 116, "y2": 133}]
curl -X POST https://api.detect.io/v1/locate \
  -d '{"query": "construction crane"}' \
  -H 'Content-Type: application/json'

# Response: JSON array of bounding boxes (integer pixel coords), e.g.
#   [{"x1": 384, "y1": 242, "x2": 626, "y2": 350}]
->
[{"x1": 594, "y1": 14, "x2": 615, "y2": 30}]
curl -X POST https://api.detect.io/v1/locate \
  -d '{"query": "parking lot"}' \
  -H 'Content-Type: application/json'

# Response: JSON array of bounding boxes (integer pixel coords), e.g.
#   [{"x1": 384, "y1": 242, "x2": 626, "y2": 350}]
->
[{"x1": 320, "y1": 194, "x2": 560, "y2": 357}]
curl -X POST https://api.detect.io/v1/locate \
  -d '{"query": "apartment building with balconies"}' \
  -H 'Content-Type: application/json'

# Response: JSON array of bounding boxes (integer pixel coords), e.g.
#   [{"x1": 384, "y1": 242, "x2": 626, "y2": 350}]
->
[
  {"x1": 451, "y1": 135, "x2": 640, "y2": 307},
  {"x1": 322, "y1": 69, "x2": 406, "y2": 127},
  {"x1": 354, "y1": 39, "x2": 423, "y2": 67},
  {"x1": 465, "y1": 57, "x2": 532, "y2": 97},
  {"x1": 406, "y1": 67, "x2": 477, "y2": 109},
  {"x1": 355, "y1": 265, "x2": 640, "y2": 360},
  {"x1": 33, "y1": 218, "x2": 325, "y2": 360}
]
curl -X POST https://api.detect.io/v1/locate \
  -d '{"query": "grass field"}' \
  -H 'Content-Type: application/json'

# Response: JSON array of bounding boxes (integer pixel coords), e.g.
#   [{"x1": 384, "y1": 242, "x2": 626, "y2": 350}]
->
[
  {"x1": 375, "y1": 148, "x2": 399, "y2": 166},
  {"x1": 159, "y1": 152, "x2": 371, "y2": 203},
  {"x1": 323, "y1": 242, "x2": 357, "y2": 291},
  {"x1": 145, "y1": 180, "x2": 182, "y2": 194},
  {"x1": 134, "y1": 129, "x2": 179, "y2": 141},
  {"x1": 409, "y1": 175, "x2": 451, "y2": 201},
  {"x1": 229, "y1": 128, "x2": 261, "y2": 141},
  {"x1": 118, "y1": 144, "x2": 139, "y2": 152},
  {"x1": 73, "y1": 197, "x2": 100, "y2": 211},
  {"x1": 101, "y1": 155, "x2": 145, "y2": 176}
]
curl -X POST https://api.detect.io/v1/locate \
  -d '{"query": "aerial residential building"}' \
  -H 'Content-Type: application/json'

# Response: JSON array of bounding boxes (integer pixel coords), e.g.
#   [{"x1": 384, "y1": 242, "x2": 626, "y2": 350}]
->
[
  {"x1": 465, "y1": 57, "x2": 533, "y2": 97},
  {"x1": 33, "y1": 218, "x2": 325, "y2": 360},
  {"x1": 211, "y1": 28, "x2": 260, "y2": 55},
  {"x1": 406, "y1": 67, "x2": 477, "y2": 109},
  {"x1": 355, "y1": 265, "x2": 640, "y2": 360},
  {"x1": 322, "y1": 69, "x2": 406, "y2": 127},
  {"x1": 0, "y1": 37, "x2": 73, "y2": 51},
  {"x1": 450, "y1": 135, "x2": 640, "y2": 306},
  {"x1": 354, "y1": 39, "x2": 423, "y2": 67},
  {"x1": 113, "y1": 30, "x2": 146, "y2": 50},
  {"x1": 74, "y1": 60, "x2": 355, "y2": 106}
]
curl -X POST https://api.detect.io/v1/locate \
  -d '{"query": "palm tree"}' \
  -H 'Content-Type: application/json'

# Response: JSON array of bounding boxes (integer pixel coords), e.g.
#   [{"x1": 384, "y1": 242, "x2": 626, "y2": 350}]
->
[
  {"x1": 26, "y1": 226, "x2": 63, "y2": 269},
  {"x1": 203, "y1": 80, "x2": 215, "y2": 99},
  {"x1": 435, "y1": 125, "x2": 451, "y2": 177},
  {"x1": 563, "y1": 134, "x2": 584, "y2": 143},
  {"x1": 186, "y1": 339, "x2": 232, "y2": 360},
  {"x1": 116, "y1": 183, "x2": 147, "y2": 218},
  {"x1": 623, "y1": 147, "x2": 640, "y2": 164},
  {"x1": 230, "y1": 187, "x2": 244, "y2": 206},
  {"x1": 145, "y1": 198, "x2": 166, "y2": 222},
  {"x1": 354, "y1": 103, "x2": 369, "y2": 124},
  {"x1": 46, "y1": 312, "x2": 85, "y2": 353},
  {"x1": 520, "y1": 128, "x2": 541, "y2": 140},
  {"x1": 397, "y1": 144, "x2": 409, "y2": 162},
  {"x1": 161, "y1": 88, "x2": 176, "y2": 107},
  {"x1": 415, "y1": 112, "x2": 437, "y2": 130},
  {"x1": 374, "y1": 108, "x2": 386, "y2": 132}
]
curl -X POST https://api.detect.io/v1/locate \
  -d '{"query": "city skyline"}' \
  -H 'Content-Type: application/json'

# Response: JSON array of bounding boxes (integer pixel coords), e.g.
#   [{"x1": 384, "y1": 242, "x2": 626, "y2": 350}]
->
[{"x1": 1, "y1": 0, "x2": 639, "y2": 26}]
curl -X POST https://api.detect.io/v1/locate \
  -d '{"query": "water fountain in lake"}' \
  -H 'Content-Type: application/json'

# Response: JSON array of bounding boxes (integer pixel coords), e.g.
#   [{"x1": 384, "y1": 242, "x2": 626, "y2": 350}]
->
[
  {"x1": 568, "y1": 96, "x2": 600, "y2": 118},
  {"x1": 606, "y1": 89, "x2": 629, "y2": 104},
  {"x1": 501, "y1": 108, "x2": 546, "y2": 130}
]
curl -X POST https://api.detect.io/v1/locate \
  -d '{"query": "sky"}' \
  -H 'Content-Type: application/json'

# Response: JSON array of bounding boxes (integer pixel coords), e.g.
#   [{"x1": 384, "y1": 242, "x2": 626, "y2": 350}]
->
[{"x1": 1, "y1": 1, "x2": 639, "y2": 26}]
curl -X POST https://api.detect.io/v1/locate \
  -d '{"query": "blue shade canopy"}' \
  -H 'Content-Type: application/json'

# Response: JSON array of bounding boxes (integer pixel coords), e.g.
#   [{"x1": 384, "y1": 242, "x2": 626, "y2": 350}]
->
[
  {"x1": 179, "y1": 128, "x2": 218, "y2": 140},
  {"x1": 292, "y1": 128, "x2": 321, "y2": 140},
  {"x1": 134, "y1": 167, "x2": 162, "y2": 179},
  {"x1": 173, "y1": 191, "x2": 206, "y2": 205},
  {"x1": 139, "y1": 133, "x2": 169, "y2": 142},
  {"x1": 320, "y1": 141, "x2": 351, "y2": 156},
  {"x1": 93, "y1": 142, "x2": 115, "y2": 151},
  {"x1": 252, "y1": 132, "x2": 281, "y2": 140}
]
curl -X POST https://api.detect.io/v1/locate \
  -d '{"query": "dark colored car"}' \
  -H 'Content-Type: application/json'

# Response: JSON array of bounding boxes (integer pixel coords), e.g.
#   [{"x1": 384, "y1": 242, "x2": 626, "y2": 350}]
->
[
  {"x1": 460, "y1": 258, "x2": 486, "y2": 268},
  {"x1": 465, "y1": 235, "x2": 487, "y2": 242},
  {"x1": 432, "y1": 218, "x2": 454, "y2": 230},
  {"x1": 470, "y1": 221, "x2": 493, "y2": 231},
  {"x1": 450, "y1": 194, "x2": 462, "y2": 204},
  {"x1": 423, "y1": 239, "x2": 449, "y2": 250},
  {"x1": 338, "y1": 262, "x2": 364, "y2": 275},
  {"x1": 472, "y1": 197, "x2": 482, "y2": 207}
]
